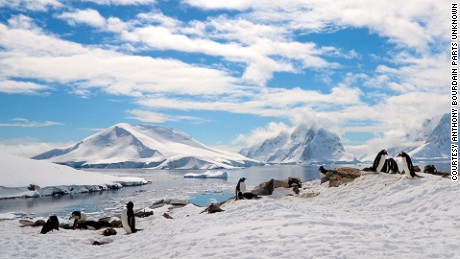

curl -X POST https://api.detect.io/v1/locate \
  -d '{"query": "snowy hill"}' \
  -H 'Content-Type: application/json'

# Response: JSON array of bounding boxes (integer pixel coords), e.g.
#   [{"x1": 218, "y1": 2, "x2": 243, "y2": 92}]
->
[
  {"x1": 240, "y1": 125, "x2": 355, "y2": 164},
  {"x1": 409, "y1": 113, "x2": 450, "y2": 160},
  {"x1": 0, "y1": 171, "x2": 458, "y2": 258},
  {"x1": 32, "y1": 123, "x2": 261, "y2": 169},
  {"x1": 0, "y1": 152, "x2": 147, "y2": 199}
]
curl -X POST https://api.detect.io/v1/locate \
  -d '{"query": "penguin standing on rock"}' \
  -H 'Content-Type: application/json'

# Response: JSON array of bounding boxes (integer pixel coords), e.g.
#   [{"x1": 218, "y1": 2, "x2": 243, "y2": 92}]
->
[
  {"x1": 397, "y1": 152, "x2": 423, "y2": 178},
  {"x1": 121, "y1": 201, "x2": 136, "y2": 234},
  {"x1": 235, "y1": 177, "x2": 247, "y2": 200}
]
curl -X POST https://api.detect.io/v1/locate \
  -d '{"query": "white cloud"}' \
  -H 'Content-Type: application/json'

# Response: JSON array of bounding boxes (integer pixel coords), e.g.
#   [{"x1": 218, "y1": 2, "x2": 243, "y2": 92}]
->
[
  {"x1": 233, "y1": 121, "x2": 291, "y2": 147},
  {"x1": 81, "y1": 0, "x2": 156, "y2": 5},
  {"x1": 58, "y1": 9, "x2": 107, "y2": 28},
  {"x1": 0, "y1": 0, "x2": 62, "y2": 11},
  {"x1": 0, "y1": 19, "x2": 239, "y2": 97},
  {"x1": 0, "y1": 80, "x2": 51, "y2": 94},
  {"x1": 125, "y1": 109, "x2": 204, "y2": 123},
  {"x1": 0, "y1": 138, "x2": 73, "y2": 158},
  {"x1": 0, "y1": 118, "x2": 64, "y2": 127}
]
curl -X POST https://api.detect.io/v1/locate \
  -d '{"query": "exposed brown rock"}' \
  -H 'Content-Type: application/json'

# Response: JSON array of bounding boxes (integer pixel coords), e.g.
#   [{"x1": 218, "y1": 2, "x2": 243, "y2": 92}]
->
[{"x1": 320, "y1": 167, "x2": 361, "y2": 187}]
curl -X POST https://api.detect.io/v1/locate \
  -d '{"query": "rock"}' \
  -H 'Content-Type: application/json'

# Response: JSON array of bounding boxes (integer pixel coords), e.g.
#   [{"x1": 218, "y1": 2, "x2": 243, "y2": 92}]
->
[
  {"x1": 149, "y1": 199, "x2": 166, "y2": 209},
  {"x1": 320, "y1": 167, "x2": 361, "y2": 187},
  {"x1": 288, "y1": 177, "x2": 302, "y2": 188},
  {"x1": 162, "y1": 213, "x2": 174, "y2": 219},
  {"x1": 252, "y1": 179, "x2": 289, "y2": 196},
  {"x1": 134, "y1": 210, "x2": 154, "y2": 218},
  {"x1": 19, "y1": 219, "x2": 46, "y2": 227},
  {"x1": 103, "y1": 228, "x2": 117, "y2": 236},
  {"x1": 200, "y1": 203, "x2": 225, "y2": 214},
  {"x1": 423, "y1": 165, "x2": 450, "y2": 178}
]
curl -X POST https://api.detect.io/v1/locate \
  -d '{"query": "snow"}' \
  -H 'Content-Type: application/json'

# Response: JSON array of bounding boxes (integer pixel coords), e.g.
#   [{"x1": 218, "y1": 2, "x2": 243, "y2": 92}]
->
[
  {"x1": 1, "y1": 171, "x2": 458, "y2": 258},
  {"x1": 33, "y1": 123, "x2": 261, "y2": 169},
  {"x1": 241, "y1": 125, "x2": 356, "y2": 164},
  {"x1": 0, "y1": 152, "x2": 148, "y2": 199},
  {"x1": 183, "y1": 170, "x2": 228, "y2": 179}
]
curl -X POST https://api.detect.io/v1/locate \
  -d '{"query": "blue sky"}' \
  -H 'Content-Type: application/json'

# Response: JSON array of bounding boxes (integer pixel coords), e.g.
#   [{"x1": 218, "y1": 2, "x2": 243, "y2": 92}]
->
[{"x1": 0, "y1": 0, "x2": 450, "y2": 158}]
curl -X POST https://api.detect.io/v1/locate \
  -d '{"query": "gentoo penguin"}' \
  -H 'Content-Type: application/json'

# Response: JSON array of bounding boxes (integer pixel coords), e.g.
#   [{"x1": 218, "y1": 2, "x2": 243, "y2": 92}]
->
[
  {"x1": 40, "y1": 215, "x2": 59, "y2": 234},
  {"x1": 235, "y1": 177, "x2": 247, "y2": 200},
  {"x1": 384, "y1": 157, "x2": 400, "y2": 174},
  {"x1": 397, "y1": 152, "x2": 423, "y2": 178},
  {"x1": 69, "y1": 211, "x2": 87, "y2": 230},
  {"x1": 69, "y1": 211, "x2": 110, "y2": 230},
  {"x1": 238, "y1": 192, "x2": 260, "y2": 200},
  {"x1": 121, "y1": 201, "x2": 136, "y2": 234},
  {"x1": 372, "y1": 150, "x2": 388, "y2": 173}
]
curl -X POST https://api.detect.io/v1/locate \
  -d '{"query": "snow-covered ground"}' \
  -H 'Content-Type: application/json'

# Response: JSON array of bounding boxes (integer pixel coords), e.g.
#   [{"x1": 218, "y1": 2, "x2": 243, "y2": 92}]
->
[
  {"x1": 0, "y1": 172, "x2": 458, "y2": 258},
  {"x1": 0, "y1": 153, "x2": 148, "y2": 199}
]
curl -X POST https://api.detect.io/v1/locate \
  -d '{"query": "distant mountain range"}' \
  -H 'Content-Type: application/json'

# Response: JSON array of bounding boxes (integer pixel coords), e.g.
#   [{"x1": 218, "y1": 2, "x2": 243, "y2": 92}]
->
[
  {"x1": 32, "y1": 123, "x2": 261, "y2": 170},
  {"x1": 32, "y1": 114, "x2": 448, "y2": 169},
  {"x1": 240, "y1": 125, "x2": 356, "y2": 164}
]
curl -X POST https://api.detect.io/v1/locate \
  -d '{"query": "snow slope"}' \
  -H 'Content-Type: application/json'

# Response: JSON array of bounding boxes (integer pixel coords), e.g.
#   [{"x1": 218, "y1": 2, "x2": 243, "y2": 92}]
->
[
  {"x1": 1, "y1": 172, "x2": 457, "y2": 258},
  {"x1": 0, "y1": 152, "x2": 148, "y2": 199},
  {"x1": 409, "y1": 113, "x2": 450, "y2": 160},
  {"x1": 241, "y1": 125, "x2": 355, "y2": 164},
  {"x1": 33, "y1": 123, "x2": 261, "y2": 169}
]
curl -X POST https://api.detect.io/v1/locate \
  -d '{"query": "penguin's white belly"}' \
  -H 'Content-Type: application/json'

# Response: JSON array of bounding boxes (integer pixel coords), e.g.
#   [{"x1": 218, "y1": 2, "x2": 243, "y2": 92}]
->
[
  {"x1": 402, "y1": 161, "x2": 411, "y2": 176},
  {"x1": 376, "y1": 157, "x2": 386, "y2": 172},
  {"x1": 240, "y1": 182, "x2": 247, "y2": 193},
  {"x1": 121, "y1": 208, "x2": 132, "y2": 234}
]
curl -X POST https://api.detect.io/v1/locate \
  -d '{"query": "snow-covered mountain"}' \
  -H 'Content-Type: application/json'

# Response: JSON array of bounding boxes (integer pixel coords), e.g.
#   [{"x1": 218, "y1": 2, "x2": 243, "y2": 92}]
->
[
  {"x1": 32, "y1": 123, "x2": 261, "y2": 169},
  {"x1": 408, "y1": 113, "x2": 450, "y2": 160},
  {"x1": 240, "y1": 125, "x2": 356, "y2": 164}
]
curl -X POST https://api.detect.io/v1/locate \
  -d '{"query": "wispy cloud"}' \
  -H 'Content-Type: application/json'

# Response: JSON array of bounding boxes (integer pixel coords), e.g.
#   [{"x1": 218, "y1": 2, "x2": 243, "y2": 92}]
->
[
  {"x1": 126, "y1": 109, "x2": 205, "y2": 123},
  {"x1": 0, "y1": 118, "x2": 64, "y2": 127}
]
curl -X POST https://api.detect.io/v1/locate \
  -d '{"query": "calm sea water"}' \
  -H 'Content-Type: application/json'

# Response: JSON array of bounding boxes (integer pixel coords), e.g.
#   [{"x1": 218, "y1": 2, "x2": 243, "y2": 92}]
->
[
  {"x1": 0, "y1": 162, "x2": 450, "y2": 219},
  {"x1": 0, "y1": 165, "x2": 321, "y2": 219}
]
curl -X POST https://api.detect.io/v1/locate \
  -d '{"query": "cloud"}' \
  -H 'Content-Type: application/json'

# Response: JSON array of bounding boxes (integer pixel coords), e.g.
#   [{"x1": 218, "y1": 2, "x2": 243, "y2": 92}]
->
[
  {"x1": 125, "y1": 109, "x2": 204, "y2": 123},
  {"x1": 80, "y1": 0, "x2": 156, "y2": 5},
  {"x1": 0, "y1": 80, "x2": 51, "y2": 94},
  {"x1": 233, "y1": 121, "x2": 291, "y2": 147},
  {"x1": 0, "y1": 118, "x2": 64, "y2": 127},
  {"x1": 0, "y1": 0, "x2": 62, "y2": 11},
  {"x1": 0, "y1": 138, "x2": 73, "y2": 158},
  {"x1": 58, "y1": 9, "x2": 107, "y2": 27},
  {"x1": 0, "y1": 17, "x2": 239, "y2": 97}
]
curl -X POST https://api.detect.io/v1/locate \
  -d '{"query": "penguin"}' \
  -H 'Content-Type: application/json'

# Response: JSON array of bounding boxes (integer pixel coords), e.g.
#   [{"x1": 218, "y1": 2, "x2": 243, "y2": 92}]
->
[
  {"x1": 238, "y1": 192, "x2": 260, "y2": 200},
  {"x1": 121, "y1": 201, "x2": 136, "y2": 234},
  {"x1": 235, "y1": 177, "x2": 247, "y2": 200},
  {"x1": 69, "y1": 211, "x2": 110, "y2": 230},
  {"x1": 69, "y1": 211, "x2": 87, "y2": 230},
  {"x1": 40, "y1": 215, "x2": 59, "y2": 234},
  {"x1": 384, "y1": 157, "x2": 400, "y2": 174},
  {"x1": 372, "y1": 149, "x2": 388, "y2": 173},
  {"x1": 397, "y1": 152, "x2": 423, "y2": 178}
]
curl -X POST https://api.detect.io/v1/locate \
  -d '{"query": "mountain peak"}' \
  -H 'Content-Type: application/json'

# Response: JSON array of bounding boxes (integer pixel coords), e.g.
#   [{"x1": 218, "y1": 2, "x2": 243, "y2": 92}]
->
[
  {"x1": 33, "y1": 123, "x2": 260, "y2": 169},
  {"x1": 241, "y1": 126, "x2": 355, "y2": 164}
]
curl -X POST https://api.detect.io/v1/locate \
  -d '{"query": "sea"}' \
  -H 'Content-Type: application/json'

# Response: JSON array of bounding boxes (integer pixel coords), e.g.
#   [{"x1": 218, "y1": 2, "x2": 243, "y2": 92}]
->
[{"x1": 0, "y1": 162, "x2": 450, "y2": 219}]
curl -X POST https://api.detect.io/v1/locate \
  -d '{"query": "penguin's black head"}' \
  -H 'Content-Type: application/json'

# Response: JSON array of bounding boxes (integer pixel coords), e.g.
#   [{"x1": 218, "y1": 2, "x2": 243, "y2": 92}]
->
[
  {"x1": 240, "y1": 177, "x2": 246, "y2": 182},
  {"x1": 126, "y1": 201, "x2": 134, "y2": 209},
  {"x1": 69, "y1": 211, "x2": 81, "y2": 220},
  {"x1": 397, "y1": 152, "x2": 408, "y2": 158},
  {"x1": 380, "y1": 149, "x2": 388, "y2": 155},
  {"x1": 319, "y1": 166, "x2": 327, "y2": 173}
]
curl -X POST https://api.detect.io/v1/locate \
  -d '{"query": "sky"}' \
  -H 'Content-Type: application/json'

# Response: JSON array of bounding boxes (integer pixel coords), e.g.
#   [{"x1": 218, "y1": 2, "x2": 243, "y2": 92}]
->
[{"x1": 0, "y1": 0, "x2": 450, "y2": 159}]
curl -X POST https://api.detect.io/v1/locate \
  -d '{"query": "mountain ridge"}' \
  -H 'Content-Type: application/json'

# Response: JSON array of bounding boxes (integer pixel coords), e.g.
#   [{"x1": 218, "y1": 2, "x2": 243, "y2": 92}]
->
[{"x1": 32, "y1": 123, "x2": 261, "y2": 169}]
